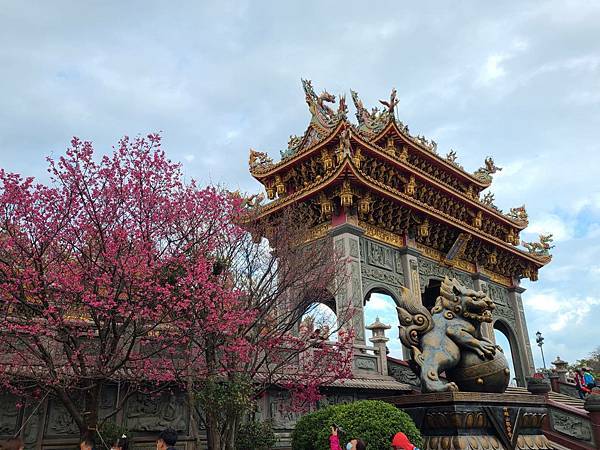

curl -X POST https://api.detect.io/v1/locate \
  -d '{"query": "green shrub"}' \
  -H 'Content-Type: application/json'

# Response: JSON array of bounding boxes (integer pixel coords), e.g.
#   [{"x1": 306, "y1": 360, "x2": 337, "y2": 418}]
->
[
  {"x1": 236, "y1": 420, "x2": 277, "y2": 450},
  {"x1": 292, "y1": 400, "x2": 422, "y2": 450}
]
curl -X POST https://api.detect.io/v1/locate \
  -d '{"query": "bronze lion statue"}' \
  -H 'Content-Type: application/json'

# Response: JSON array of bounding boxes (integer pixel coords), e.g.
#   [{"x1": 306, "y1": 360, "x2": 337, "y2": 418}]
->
[{"x1": 397, "y1": 276, "x2": 509, "y2": 393}]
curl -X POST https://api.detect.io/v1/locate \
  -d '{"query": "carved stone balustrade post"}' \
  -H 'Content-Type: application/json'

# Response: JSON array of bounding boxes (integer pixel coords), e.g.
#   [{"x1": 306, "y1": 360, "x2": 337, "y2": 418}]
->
[{"x1": 366, "y1": 316, "x2": 391, "y2": 375}]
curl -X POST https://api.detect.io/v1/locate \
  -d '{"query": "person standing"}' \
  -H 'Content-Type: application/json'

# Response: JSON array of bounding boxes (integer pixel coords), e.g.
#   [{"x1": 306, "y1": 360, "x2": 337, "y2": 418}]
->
[
  {"x1": 329, "y1": 427, "x2": 366, "y2": 450},
  {"x1": 110, "y1": 434, "x2": 129, "y2": 450},
  {"x1": 156, "y1": 428, "x2": 177, "y2": 450},
  {"x1": 584, "y1": 368, "x2": 596, "y2": 390},
  {"x1": 574, "y1": 368, "x2": 587, "y2": 399},
  {"x1": 391, "y1": 431, "x2": 420, "y2": 450}
]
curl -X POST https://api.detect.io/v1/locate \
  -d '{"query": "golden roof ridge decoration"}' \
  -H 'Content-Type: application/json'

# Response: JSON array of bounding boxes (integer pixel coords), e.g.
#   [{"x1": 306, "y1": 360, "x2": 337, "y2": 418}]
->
[{"x1": 250, "y1": 81, "x2": 501, "y2": 191}]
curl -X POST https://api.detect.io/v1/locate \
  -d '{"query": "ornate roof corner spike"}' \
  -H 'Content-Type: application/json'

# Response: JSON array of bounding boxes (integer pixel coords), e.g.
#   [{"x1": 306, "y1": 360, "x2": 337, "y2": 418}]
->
[
  {"x1": 350, "y1": 89, "x2": 388, "y2": 137},
  {"x1": 412, "y1": 134, "x2": 437, "y2": 153},
  {"x1": 240, "y1": 193, "x2": 265, "y2": 210},
  {"x1": 379, "y1": 88, "x2": 399, "y2": 115},
  {"x1": 473, "y1": 156, "x2": 502, "y2": 184},
  {"x1": 301, "y1": 79, "x2": 345, "y2": 131},
  {"x1": 280, "y1": 134, "x2": 304, "y2": 159},
  {"x1": 337, "y1": 93, "x2": 348, "y2": 120},
  {"x1": 481, "y1": 191, "x2": 501, "y2": 212},
  {"x1": 522, "y1": 233, "x2": 554, "y2": 259},
  {"x1": 506, "y1": 205, "x2": 528, "y2": 224},
  {"x1": 445, "y1": 149, "x2": 464, "y2": 169},
  {"x1": 248, "y1": 149, "x2": 274, "y2": 173}
]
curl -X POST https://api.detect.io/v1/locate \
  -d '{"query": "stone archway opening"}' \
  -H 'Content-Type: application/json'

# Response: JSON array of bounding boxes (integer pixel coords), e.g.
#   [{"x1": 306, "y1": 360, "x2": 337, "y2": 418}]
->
[
  {"x1": 494, "y1": 320, "x2": 524, "y2": 387},
  {"x1": 300, "y1": 300, "x2": 338, "y2": 341},
  {"x1": 363, "y1": 289, "x2": 402, "y2": 359}
]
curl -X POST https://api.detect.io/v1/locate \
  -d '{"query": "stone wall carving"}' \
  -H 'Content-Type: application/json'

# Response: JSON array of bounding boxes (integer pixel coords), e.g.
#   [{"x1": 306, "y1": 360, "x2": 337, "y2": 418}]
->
[
  {"x1": 487, "y1": 283, "x2": 509, "y2": 305},
  {"x1": 0, "y1": 394, "x2": 20, "y2": 436},
  {"x1": 354, "y1": 355, "x2": 378, "y2": 372},
  {"x1": 125, "y1": 392, "x2": 188, "y2": 433},
  {"x1": 493, "y1": 304, "x2": 517, "y2": 328},
  {"x1": 45, "y1": 399, "x2": 79, "y2": 437},
  {"x1": 549, "y1": 409, "x2": 594, "y2": 442},
  {"x1": 269, "y1": 392, "x2": 304, "y2": 430},
  {"x1": 417, "y1": 257, "x2": 473, "y2": 292},
  {"x1": 361, "y1": 265, "x2": 404, "y2": 288},
  {"x1": 366, "y1": 240, "x2": 394, "y2": 271},
  {"x1": 388, "y1": 362, "x2": 420, "y2": 387},
  {"x1": 349, "y1": 239, "x2": 359, "y2": 258}
]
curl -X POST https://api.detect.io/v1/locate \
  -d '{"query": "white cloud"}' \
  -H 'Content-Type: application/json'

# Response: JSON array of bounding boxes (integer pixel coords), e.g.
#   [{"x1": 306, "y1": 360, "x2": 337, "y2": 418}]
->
[
  {"x1": 183, "y1": 154, "x2": 195, "y2": 162},
  {"x1": 525, "y1": 290, "x2": 600, "y2": 332},
  {"x1": 526, "y1": 214, "x2": 574, "y2": 242},
  {"x1": 478, "y1": 54, "x2": 508, "y2": 85},
  {"x1": 366, "y1": 294, "x2": 396, "y2": 311}
]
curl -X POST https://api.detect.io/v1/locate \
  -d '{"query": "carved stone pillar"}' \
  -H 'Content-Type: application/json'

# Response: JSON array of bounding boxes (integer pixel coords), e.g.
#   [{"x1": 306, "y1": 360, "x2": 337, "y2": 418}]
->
[
  {"x1": 471, "y1": 272, "x2": 494, "y2": 341},
  {"x1": 508, "y1": 284, "x2": 536, "y2": 380},
  {"x1": 330, "y1": 223, "x2": 365, "y2": 346},
  {"x1": 398, "y1": 244, "x2": 422, "y2": 360}
]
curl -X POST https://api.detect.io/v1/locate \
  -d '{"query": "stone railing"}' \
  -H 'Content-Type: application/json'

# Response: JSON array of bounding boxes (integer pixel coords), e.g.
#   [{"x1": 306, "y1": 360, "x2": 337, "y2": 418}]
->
[{"x1": 544, "y1": 399, "x2": 596, "y2": 450}]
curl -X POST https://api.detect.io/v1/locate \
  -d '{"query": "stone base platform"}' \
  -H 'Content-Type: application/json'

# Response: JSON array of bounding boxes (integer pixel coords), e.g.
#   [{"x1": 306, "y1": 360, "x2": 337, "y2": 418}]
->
[{"x1": 385, "y1": 391, "x2": 557, "y2": 450}]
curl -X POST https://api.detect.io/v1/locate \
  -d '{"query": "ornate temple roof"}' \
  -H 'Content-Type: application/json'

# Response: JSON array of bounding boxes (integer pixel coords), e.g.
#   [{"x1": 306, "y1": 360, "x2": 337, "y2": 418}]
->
[{"x1": 247, "y1": 81, "x2": 551, "y2": 284}]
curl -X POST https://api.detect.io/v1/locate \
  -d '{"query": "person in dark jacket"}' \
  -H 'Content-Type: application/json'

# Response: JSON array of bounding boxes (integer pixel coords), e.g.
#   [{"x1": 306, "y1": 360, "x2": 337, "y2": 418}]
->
[{"x1": 156, "y1": 428, "x2": 177, "y2": 450}]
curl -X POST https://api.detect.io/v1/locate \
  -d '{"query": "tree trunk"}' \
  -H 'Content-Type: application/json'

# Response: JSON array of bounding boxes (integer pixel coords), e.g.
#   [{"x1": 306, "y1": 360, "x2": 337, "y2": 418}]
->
[{"x1": 82, "y1": 383, "x2": 102, "y2": 442}]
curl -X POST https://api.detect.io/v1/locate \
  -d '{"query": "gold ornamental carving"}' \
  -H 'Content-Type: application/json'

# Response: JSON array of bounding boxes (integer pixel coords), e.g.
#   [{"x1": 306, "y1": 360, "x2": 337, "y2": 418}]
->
[
  {"x1": 359, "y1": 221, "x2": 404, "y2": 248},
  {"x1": 340, "y1": 180, "x2": 353, "y2": 207}
]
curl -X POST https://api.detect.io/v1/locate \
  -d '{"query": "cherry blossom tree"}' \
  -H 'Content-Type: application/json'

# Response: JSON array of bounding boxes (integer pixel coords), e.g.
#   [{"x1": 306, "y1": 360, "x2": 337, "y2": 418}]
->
[
  {"x1": 0, "y1": 135, "x2": 244, "y2": 437},
  {"x1": 0, "y1": 135, "x2": 354, "y2": 448}
]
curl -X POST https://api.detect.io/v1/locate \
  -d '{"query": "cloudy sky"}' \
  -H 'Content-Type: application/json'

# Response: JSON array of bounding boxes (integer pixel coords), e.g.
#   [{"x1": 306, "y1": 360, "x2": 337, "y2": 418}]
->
[{"x1": 1, "y1": 1, "x2": 599, "y2": 369}]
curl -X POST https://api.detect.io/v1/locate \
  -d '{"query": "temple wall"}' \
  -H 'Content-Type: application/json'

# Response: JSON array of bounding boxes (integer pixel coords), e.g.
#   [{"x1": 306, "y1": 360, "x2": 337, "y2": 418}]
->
[{"x1": 0, "y1": 387, "x2": 394, "y2": 450}]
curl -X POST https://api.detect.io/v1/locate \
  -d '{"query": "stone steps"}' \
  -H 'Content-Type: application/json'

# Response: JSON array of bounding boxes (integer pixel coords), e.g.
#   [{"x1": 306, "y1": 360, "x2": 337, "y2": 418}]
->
[{"x1": 506, "y1": 386, "x2": 586, "y2": 410}]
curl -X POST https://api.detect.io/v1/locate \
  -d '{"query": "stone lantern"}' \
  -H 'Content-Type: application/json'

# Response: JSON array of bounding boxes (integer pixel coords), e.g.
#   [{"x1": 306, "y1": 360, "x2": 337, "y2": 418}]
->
[
  {"x1": 552, "y1": 356, "x2": 569, "y2": 383},
  {"x1": 366, "y1": 316, "x2": 391, "y2": 376}
]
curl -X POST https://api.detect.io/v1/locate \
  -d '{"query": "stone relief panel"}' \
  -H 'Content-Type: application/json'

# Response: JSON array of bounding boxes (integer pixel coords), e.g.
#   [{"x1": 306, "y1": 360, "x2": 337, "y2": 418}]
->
[
  {"x1": 269, "y1": 392, "x2": 304, "y2": 430},
  {"x1": 125, "y1": 392, "x2": 188, "y2": 434},
  {"x1": 388, "y1": 362, "x2": 420, "y2": 387},
  {"x1": 550, "y1": 409, "x2": 594, "y2": 443},
  {"x1": 353, "y1": 312, "x2": 365, "y2": 341},
  {"x1": 22, "y1": 400, "x2": 44, "y2": 449},
  {"x1": 350, "y1": 261, "x2": 362, "y2": 307},
  {"x1": 317, "y1": 393, "x2": 356, "y2": 409},
  {"x1": 349, "y1": 238, "x2": 359, "y2": 259},
  {"x1": 45, "y1": 398, "x2": 79, "y2": 437},
  {"x1": 334, "y1": 238, "x2": 345, "y2": 257},
  {"x1": 361, "y1": 265, "x2": 404, "y2": 288},
  {"x1": 0, "y1": 394, "x2": 20, "y2": 436},
  {"x1": 366, "y1": 240, "x2": 394, "y2": 271},
  {"x1": 417, "y1": 258, "x2": 473, "y2": 292},
  {"x1": 354, "y1": 355, "x2": 378, "y2": 372},
  {"x1": 493, "y1": 304, "x2": 517, "y2": 329},
  {"x1": 487, "y1": 283, "x2": 509, "y2": 305}
]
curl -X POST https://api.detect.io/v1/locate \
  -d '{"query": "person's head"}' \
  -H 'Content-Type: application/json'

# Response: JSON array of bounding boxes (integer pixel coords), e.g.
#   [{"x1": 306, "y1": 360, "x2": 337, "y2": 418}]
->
[
  {"x1": 80, "y1": 435, "x2": 95, "y2": 450},
  {"x1": 1, "y1": 437, "x2": 24, "y2": 450},
  {"x1": 345, "y1": 439, "x2": 366, "y2": 450},
  {"x1": 111, "y1": 435, "x2": 129, "y2": 450},
  {"x1": 156, "y1": 428, "x2": 177, "y2": 450},
  {"x1": 391, "y1": 431, "x2": 415, "y2": 450}
]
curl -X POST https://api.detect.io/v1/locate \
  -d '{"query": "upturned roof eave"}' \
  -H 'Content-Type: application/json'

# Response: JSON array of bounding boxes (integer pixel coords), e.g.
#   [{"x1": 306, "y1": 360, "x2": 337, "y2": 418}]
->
[
  {"x1": 249, "y1": 121, "x2": 347, "y2": 180},
  {"x1": 253, "y1": 157, "x2": 547, "y2": 268},
  {"x1": 373, "y1": 120, "x2": 492, "y2": 189}
]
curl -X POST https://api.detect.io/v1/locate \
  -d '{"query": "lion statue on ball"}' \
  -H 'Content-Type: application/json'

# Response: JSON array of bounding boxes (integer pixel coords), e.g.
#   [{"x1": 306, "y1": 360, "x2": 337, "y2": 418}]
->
[{"x1": 397, "y1": 276, "x2": 509, "y2": 393}]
